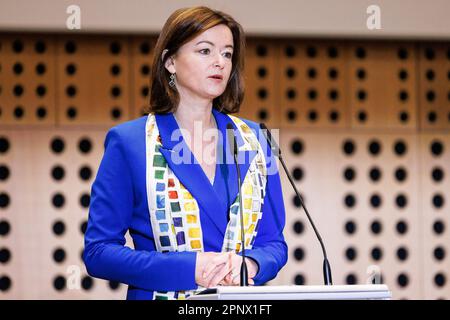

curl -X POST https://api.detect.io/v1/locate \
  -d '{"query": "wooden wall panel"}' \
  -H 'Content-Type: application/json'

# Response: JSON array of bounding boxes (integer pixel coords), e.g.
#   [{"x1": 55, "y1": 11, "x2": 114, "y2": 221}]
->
[
  {"x1": 238, "y1": 39, "x2": 280, "y2": 129},
  {"x1": 420, "y1": 134, "x2": 450, "y2": 299},
  {"x1": 418, "y1": 43, "x2": 450, "y2": 130},
  {"x1": 56, "y1": 35, "x2": 131, "y2": 125},
  {"x1": 277, "y1": 131, "x2": 422, "y2": 299},
  {"x1": 0, "y1": 130, "x2": 133, "y2": 299},
  {"x1": 1, "y1": 34, "x2": 449, "y2": 299},
  {"x1": 349, "y1": 42, "x2": 418, "y2": 129},
  {"x1": 0, "y1": 35, "x2": 56, "y2": 125},
  {"x1": 0, "y1": 132, "x2": 34, "y2": 297},
  {"x1": 278, "y1": 40, "x2": 350, "y2": 129},
  {"x1": 130, "y1": 37, "x2": 156, "y2": 118}
]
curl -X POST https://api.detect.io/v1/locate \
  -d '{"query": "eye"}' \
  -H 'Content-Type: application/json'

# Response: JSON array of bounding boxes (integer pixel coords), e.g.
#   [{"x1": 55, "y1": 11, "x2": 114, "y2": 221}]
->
[
  {"x1": 199, "y1": 48, "x2": 210, "y2": 55},
  {"x1": 223, "y1": 52, "x2": 233, "y2": 59}
]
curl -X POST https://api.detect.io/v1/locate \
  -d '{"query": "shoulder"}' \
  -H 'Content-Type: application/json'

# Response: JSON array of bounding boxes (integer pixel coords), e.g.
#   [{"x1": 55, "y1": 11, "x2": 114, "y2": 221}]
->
[
  {"x1": 108, "y1": 115, "x2": 147, "y2": 135},
  {"x1": 106, "y1": 115, "x2": 147, "y2": 140},
  {"x1": 103, "y1": 115, "x2": 148, "y2": 151}
]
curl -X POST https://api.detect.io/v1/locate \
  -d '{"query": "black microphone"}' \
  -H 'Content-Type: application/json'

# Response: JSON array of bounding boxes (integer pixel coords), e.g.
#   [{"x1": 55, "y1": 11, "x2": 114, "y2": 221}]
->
[
  {"x1": 259, "y1": 123, "x2": 333, "y2": 286},
  {"x1": 226, "y1": 122, "x2": 249, "y2": 286}
]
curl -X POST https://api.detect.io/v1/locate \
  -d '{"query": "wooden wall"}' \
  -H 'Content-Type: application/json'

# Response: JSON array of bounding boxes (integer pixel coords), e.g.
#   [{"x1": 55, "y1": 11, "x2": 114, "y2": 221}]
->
[{"x1": 0, "y1": 34, "x2": 449, "y2": 299}]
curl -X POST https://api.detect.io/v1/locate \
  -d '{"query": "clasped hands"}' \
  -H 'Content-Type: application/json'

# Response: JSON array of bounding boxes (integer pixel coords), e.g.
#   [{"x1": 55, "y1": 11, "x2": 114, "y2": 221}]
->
[{"x1": 195, "y1": 251, "x2": 259, "y2": 288}]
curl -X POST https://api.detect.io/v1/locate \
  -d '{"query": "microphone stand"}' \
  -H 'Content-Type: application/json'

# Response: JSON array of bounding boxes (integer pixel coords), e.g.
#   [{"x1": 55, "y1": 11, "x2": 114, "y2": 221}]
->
[{"x1": 260, "y1": 123, "x2": 333, "y2": 285}]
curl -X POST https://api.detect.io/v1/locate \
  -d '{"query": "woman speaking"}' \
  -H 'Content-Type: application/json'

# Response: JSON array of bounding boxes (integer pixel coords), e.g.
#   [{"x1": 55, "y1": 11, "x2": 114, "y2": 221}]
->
[{"x1": 83, "y1": 6, "x2": 287, "y2": 300}]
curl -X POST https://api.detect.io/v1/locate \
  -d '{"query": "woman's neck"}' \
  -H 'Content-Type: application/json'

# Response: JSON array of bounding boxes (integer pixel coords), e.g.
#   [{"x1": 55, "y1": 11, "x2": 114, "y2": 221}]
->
[
  {"x1": 173, "y1": 100, "x2": 215, "y2": 132},
  {"x1": 173, "y1": 99, "x2": 218, "y2": 169}
]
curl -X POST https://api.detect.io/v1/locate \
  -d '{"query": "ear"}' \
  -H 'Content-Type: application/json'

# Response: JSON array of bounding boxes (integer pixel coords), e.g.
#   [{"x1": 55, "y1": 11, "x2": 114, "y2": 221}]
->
[{"x1": 162, "y1": 49, "x2": 176, "y2": 74}]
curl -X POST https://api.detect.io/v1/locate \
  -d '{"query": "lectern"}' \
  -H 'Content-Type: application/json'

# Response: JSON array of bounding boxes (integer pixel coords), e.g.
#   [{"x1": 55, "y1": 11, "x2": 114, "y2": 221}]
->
[{"x1": 187, "y1": 285, "x2": 392, "y2": 300}]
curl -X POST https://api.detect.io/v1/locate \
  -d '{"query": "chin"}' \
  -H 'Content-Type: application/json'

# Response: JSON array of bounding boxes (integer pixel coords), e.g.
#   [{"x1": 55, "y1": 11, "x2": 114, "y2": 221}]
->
[
  {"x1": 212, "y1": 86, "x2": 228, "y2": 95},
  {"x1": 204, "y1": 90, "x2": 226, "y2": 99}
]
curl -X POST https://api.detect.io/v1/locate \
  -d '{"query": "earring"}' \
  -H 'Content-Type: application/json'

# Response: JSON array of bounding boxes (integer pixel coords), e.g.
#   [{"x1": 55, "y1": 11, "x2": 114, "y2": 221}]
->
[{"x1": 169, "y1": 73, "x2": 176, "y2": 88}]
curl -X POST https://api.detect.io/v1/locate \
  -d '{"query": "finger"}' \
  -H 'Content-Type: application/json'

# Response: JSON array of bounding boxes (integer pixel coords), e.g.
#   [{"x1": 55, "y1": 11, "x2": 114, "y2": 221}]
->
[
  {"x1": 231, "y1": 267, "x2": 240, "y2": 280},
  {"x1": 202, "y1": 253, "x2": 230, "y2": 279},
  {"x1": 208, "y1": 263, "x2": 233, "y2": 288},
  {"x1": 208, "y1": 263, "x2": 234, "y2": 288},
  {"x1": 230, "y1": 254, "x2": 243, "y2": 271},
  {"x1": 204, "y1": 252, "x2": 235, "y2": 286},
  {"x1": 202, "y1": 254, "x2": 227, "y2": 278},
  {"x1": 231, "y1": 276, "x2": 254, "y2": 286},
  {"x1": 203, "y1": 254, "x2": 232, "y2": 284},
  {"x1": 218, "y1": 273, "x2": 231, "y2": 286},
  {"x1": 222, "y1": 270, "x2": 234, "y2": 285},
  {"x1": 219, "y1": 272, "x2": 237, "y2": 287},
  {"x1": 203, "y1": 262, "x2": 226, "y2": 285}
]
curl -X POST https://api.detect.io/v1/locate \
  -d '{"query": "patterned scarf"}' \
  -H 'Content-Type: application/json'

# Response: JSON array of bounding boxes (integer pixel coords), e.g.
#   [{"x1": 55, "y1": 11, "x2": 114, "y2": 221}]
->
[{"x1": 145, "y1": 113, "x2": 267, "y2": 300}]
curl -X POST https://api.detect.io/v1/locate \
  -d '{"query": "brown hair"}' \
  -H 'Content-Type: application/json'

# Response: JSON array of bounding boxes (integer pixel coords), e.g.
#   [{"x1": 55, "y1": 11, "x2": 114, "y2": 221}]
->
[{"x1": 147, "y1": 6, "x2": 245, "y2": 114}]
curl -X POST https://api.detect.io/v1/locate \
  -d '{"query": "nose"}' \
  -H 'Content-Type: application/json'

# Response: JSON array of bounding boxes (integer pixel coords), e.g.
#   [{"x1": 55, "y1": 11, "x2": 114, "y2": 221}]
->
[{"x1": 213, "y1": 54, "x2": 225, "y2": 69}]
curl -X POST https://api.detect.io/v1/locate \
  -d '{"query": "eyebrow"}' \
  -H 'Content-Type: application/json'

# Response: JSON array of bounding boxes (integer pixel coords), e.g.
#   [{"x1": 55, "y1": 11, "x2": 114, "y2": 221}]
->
[{"x1": 195, "y1": 40, "x2": 233, "y2": 49}]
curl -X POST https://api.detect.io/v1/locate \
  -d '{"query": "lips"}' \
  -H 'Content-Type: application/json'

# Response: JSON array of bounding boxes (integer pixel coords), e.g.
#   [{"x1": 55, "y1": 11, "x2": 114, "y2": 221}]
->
[{"x1": 208, "y1": 75, "x2": 223, "y2": 80}]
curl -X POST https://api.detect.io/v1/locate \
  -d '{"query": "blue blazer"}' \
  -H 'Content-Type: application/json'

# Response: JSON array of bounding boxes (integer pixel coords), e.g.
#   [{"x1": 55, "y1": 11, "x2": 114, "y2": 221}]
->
[{"x1": 83, "y1": 108, "x2": 288, "y2": 300}]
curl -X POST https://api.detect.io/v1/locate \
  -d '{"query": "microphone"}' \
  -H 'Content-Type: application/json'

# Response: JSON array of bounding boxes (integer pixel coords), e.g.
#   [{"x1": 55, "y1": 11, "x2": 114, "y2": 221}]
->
[
  {"x1": 226, "y1": 122, "x2": 249, "y2": 286},
  {"x1": 259, "y1": 123, "x2": 333, "y2": 286}
]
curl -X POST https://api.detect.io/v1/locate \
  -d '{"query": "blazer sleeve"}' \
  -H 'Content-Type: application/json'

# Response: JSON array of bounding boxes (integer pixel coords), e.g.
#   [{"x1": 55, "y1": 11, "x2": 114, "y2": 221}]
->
[
  {"x1": 83, "y1": 127, "x2": 198, "y2": 292},
  {"x1": 241, "y1": 125, "x2": 288, "y2": 285}
]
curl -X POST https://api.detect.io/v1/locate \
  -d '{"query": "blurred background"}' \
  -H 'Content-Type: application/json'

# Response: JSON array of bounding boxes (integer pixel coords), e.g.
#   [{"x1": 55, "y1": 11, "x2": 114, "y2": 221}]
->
[{"x1": 0, "y1": 0, "x2": 449, "y2": 299}]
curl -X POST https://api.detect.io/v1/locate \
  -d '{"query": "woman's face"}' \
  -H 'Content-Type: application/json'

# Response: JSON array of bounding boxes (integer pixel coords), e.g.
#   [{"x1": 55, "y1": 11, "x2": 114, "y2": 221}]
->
[{"x1": 165, "y1": 24, "x2": 234, "y2": 102}]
